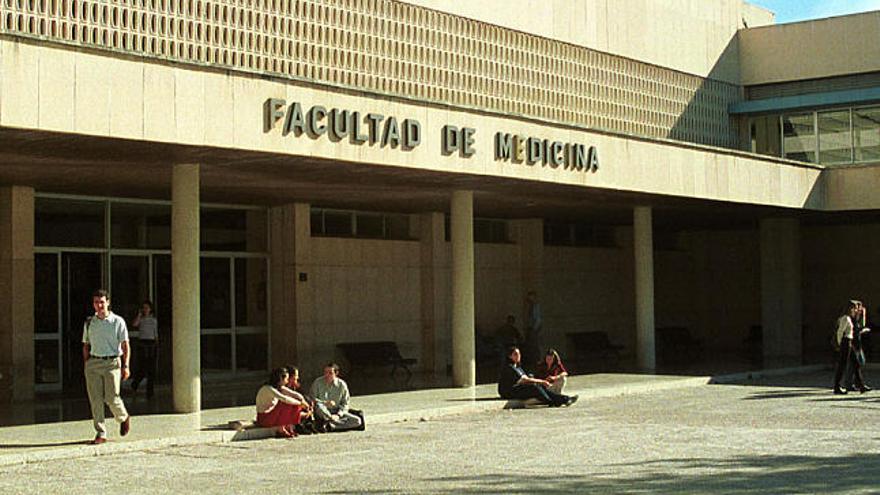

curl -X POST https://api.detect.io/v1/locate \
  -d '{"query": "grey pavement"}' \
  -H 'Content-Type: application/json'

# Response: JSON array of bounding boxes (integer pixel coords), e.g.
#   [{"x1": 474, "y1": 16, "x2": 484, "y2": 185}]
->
[
  {"x1": 0, "y1": 366, "x2": 877, "y2": 494},
  {"x1": 0, "y1": 371, "x2": 713, "y2": 467}
]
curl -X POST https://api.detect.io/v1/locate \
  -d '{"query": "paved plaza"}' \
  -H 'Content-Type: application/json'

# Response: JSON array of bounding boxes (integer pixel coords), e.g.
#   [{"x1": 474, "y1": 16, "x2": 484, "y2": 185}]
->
[{"x1": 1, "y1": 369, "x2": 877, "y2": 494}]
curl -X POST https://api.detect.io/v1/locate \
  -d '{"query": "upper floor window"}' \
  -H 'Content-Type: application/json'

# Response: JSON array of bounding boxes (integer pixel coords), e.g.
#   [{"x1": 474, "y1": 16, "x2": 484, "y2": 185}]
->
[
  {"x1": 749, "y1": 104, "x2": 880, "y2": 165},
  {"x1": 310, "y1": 208, "x2": 414, "y2": 240}
]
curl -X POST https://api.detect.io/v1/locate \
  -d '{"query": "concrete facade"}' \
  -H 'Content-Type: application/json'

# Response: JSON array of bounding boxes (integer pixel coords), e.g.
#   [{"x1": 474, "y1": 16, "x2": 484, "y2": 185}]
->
[{"x1": 0, "y1": 0, "x2": 879, "y2": 403}]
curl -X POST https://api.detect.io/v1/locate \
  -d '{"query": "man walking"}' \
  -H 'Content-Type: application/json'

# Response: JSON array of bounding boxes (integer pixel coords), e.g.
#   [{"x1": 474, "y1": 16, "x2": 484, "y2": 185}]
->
[
  {"x1": 82, "y1": 289, "x2": 132, "y2": 444},
  {"x1": 310, "y1": 363, "x2": 362, "y2": 431}
]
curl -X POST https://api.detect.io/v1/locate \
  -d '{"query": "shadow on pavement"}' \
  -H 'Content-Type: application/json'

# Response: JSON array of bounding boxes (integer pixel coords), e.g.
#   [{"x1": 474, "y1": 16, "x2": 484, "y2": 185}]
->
[
  {"x1": 410, "y1": 453, "x2": 880, "y2": 494},
  {"x1": 0, "y1": 440, "x2": 90, "y2": 449}
]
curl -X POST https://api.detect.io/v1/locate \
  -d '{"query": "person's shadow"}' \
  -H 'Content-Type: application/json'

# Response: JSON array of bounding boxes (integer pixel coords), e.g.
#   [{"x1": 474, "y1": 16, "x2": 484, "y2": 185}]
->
[{"x1": 0, "y1": 440, "x2": 92, "y2": 449}]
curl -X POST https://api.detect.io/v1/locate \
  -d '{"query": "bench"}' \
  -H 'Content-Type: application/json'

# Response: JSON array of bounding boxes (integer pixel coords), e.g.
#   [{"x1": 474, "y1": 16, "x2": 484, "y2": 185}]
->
[
  {"x1": 566, "y1": 331, "x2": 623, "y2": 371},
  {"x1": 336, "y1": 341, "x2": 417, "y2": 378},
  {"x1": 656, "y1": 326, "x2": 703, "y2": 363}
]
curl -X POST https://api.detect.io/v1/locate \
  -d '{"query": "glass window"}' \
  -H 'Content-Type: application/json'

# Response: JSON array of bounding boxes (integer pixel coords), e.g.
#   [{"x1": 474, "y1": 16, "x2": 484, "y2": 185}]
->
[
  {"x1": 35, "y1": 198, "x2": 104, "y2": 248},
  {"x1": 201, "y1": 208, "x2": 267, "y2": 252},
  {"x1": 110, "y1": 203, "x2": 171, "y2": 250},
  {"x1": 310, "y1": 210, "x2": 324, "y2": 236},
  {"x1": 110, "y1": 256, "x2": 150, "y2": 330},
  {"x1": 356, "y1": 213, "x2": 384, "y2": 238},
  {"x1": 854, "y1": 106, "x2": 880, "y2": 162},
  {"x1": 818, "y1": 110, "x2": 852, "y2": 164},
  {"x1": 235, "y1": 333, "x2": 268, "y2": 372},
  {"x1": 235, "y1": 258, "x2": 267, "y2": 327},
  {"x1": 474, "y1": 218, "x2": 509, "y2": 243},
  {"x1": 386, "y1": 214, "x2": 413, "y2": 240},
  {"x1": 34, "y1": 340, "x2": 60, "y2": 384},
  {"x1": 782, "y1": 113, "x2": 816, "y2": 163},
  {"x1": 201, "y1": 334, "x2": 232, "y2": 372},
  {"x1": 544, "y1": 221, "x2": 572, "y2": 246},
  {"x1": 201, "y1": 258, "x2": 231, "y2": 329},
  {"x1": 749, "y1": 115, "x2": 781, "y2": 157},
  {"x1": 34, "y1": 254, "x2": 59, "y2": 334},
  {"x1": 323, "y1": 210, "x2": 353, "y2": 237}
]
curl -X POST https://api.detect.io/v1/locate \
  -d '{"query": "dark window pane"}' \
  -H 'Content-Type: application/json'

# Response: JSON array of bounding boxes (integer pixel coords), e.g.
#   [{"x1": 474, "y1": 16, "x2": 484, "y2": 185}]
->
[
  {"x1": 356, "y1": 213, "x2": 384, "y2": 238},
  {"x1": 35, "y1": 340, "x2": 60, "y2": 384},
  {"x1": 235, "y1": 333, "x2": 268, "y2": 373},
  {"x1": 235, "y1": 258, "x2": 267, "y2": 327},
  {"x1": 35, "y1": 198, "x2": 104, "y2": 248},
  {"x1": 201, "y1": 209, "x2": 267, "y2": 252},
  {"x1": 201, "y1": 258, "x2": 231, "y2": 329},
  {"x1": 110, "y1": 203, "x2": 171, "y2": 250},
  {"x1": 323, "y1": 211, "x2": 353, "y2": 237},
  {"x1": 310, "y1": 210, "x2": 324, "y2": 235},
  {"x1": 201, "y1": 334, "x2": 231, "y2": 372},
  {"x1": 35, "y1": 254, "x2": 58, "y2": 334},
  {"x1": 386, "y1": 214, "x2": 412, "y2": 240},
  {"x1": 544, "y1": 222, "x2": 571, "y2": 246},
  {"x1": 749, "y1": 115, "x2": 781, "y2": 157}
]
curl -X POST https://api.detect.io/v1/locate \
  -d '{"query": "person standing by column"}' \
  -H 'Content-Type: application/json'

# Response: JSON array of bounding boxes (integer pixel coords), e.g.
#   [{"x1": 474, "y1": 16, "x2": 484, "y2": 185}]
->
[
  {"x1": 523, "y1": 291, "x2": 544, "y2": 371},
  {"x1": 130, "y1": 300, "x2": 159, "y2": 398},
  {"x1": 82, "y1": 289, "x2": 132, "y2": 444}
]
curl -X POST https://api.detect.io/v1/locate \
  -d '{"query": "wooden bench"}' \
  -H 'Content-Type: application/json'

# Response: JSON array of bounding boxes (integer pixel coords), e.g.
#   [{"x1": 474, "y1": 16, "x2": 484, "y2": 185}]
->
[
  {"x1": 656, "y1": 326, "x2": 703, "y2": 363},
  {"x1": 336, "y1": 341, "x2": 417, "y2": 378},
  {"x1": 566, "y1": 331, "x2": 623, "y2": 371}
]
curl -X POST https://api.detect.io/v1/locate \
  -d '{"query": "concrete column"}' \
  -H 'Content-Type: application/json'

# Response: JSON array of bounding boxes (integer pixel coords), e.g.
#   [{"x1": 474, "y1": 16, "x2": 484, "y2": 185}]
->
[
  {"x1": 269, "y1": 203, "x2": 312, "y2": 370},
  {"x1": 760, "y1": 217, "x2": 802, "y2": 367},
  {"x1": 419, "y1": 212, "x2": 445, "y2": 374},
  {"x1": 172, "y1": 163, "x2": 200, "y2": 413},
  {"x1": 0, "y1": 186, "x2": 34, "y2": 401},
  {"x1": 450, "y1": 191, "x2": 475, "y2": 387},
  {"x1": 513, "y1": 219, "x2": 544, "y2": 310},
  {"x1": 634, "y1": 206, "x2": 656, "y2": 371}
]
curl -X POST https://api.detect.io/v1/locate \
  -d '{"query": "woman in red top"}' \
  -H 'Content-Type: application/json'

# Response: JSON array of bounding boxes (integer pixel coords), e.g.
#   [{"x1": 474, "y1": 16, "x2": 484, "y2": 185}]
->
[{"x1": 536, "y1": 348, "x2": 568, "y2": 394}]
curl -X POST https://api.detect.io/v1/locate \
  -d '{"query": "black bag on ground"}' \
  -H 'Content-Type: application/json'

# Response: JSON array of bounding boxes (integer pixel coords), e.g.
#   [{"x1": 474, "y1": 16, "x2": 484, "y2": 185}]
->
[{"x1": 349, "y1": 408, "x2": 366, "y2": 431}]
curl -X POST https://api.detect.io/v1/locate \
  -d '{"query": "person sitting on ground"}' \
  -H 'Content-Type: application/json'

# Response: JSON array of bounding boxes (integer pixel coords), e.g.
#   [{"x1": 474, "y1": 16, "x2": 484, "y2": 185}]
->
[
  {"x1": 498, "y1": 346, "x2": 577, "y2": 407},
  {"x1": 310, "y1": 362, "x2": 363, "y2": 432},
  {"x1": 535, "y1": 348, "x2": 569, "y2": 394},
  {"x1": 255, "y1": 367, "x2": 310, "y2": 438}
]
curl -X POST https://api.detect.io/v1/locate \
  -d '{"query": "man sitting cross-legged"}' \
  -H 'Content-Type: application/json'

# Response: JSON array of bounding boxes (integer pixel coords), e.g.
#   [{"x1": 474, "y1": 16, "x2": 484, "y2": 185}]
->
[{"x1": 310, "y1": 362, "x2": 363, "y2": 432}]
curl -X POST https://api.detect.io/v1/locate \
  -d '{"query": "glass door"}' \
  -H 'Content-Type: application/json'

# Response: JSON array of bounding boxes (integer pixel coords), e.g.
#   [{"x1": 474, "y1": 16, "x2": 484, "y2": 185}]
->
[
  {"x1": 61, "y1": 253, "x2": 103, "y2": 394},
  {"x1": 34, "y1": 253, "x2": 61, "y2": 390}
]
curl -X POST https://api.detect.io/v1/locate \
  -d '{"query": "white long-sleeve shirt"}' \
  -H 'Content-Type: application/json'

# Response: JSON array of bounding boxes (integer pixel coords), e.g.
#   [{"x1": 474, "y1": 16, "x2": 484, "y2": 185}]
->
[
  {"x1": 255, "y1": 385, "x2": 302, "y2": 414},
  {"x1": 836, "y1": 315, "x2": 854, "y2": 345}
]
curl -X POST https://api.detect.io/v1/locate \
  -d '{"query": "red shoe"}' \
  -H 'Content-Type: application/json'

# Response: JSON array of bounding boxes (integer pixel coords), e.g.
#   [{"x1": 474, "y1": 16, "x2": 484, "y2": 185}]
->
[
  {"x1": 120, "y1": 416, "x2": 131, "y2": 437},
  {"x1": 91, "y1": 435, "x2": 107, "y2": 445}
]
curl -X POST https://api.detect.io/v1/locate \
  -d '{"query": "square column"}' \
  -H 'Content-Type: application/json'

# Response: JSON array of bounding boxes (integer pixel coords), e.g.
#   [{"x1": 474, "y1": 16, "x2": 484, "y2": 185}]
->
[
  {"x1": 451, "y1": 190, "x2": 475, "y2": 387},
  {"x1": 269, "y1": 203, "x2": 312, "y2": 370},
  {"x1": 634, "y1": 206, "x2": 656, "y2": 371},
  {"x1": 172, "y1": 163, "x2": 201, "y2": 413},
  {"x1": 760, "y1": 217, "x2": 802, "y2": 367},
  {"x1": 0, "y1": 186, "x2": 34, "y2": 401},
  {"x1": 512, "y1": 219, "x2": 545, "y2": 308},
  {"x1": 419, "y1": 212, "x2": 446, "y2": 373}
]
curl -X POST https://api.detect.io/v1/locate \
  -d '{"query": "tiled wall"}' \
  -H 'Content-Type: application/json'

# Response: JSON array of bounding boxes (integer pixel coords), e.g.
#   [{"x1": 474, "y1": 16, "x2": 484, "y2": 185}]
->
[{"x1": 1, "y1": 0, "x2": 740, "y2": 147}]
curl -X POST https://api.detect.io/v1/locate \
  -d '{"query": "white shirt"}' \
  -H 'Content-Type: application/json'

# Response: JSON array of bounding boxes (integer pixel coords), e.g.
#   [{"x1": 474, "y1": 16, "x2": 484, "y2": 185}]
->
[
  {"x1": 137, "y1": 315, "x2": 159, "y2": 341},
  {"x1": 82, "y1": 312, "x2": 129, "y2": 357},
  {"x1": 836, "y1": 315, "x2": 854, "y2": 345},
  {"x1": 255, "y1": 384, "x2": 301, "y2": 414}
]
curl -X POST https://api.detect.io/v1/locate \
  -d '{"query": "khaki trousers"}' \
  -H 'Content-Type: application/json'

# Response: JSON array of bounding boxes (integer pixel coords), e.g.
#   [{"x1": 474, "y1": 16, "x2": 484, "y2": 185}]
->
[{"x1": 84, "y1": 357, "x2": 129, "y2": 437}]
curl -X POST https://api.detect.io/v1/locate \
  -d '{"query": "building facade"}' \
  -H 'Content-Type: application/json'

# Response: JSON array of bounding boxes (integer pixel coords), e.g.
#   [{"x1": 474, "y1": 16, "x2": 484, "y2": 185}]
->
[{"x1": 0, "y1": 0, "x2": 878, "y2": 408}]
